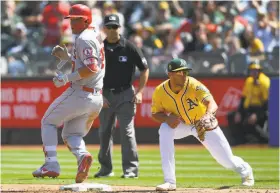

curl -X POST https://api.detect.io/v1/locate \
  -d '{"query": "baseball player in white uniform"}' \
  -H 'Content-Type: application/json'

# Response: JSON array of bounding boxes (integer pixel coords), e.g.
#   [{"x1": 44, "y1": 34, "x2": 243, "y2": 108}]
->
[{"x1": 32, "y1": 4, "x2": 105, "y2": 183}]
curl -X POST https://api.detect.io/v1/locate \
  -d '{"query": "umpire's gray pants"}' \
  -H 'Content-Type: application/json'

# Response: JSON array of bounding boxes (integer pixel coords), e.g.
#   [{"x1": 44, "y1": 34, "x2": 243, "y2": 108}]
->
[{"x1": 98, "y1": 86, "x2": 139, "y2": 175}]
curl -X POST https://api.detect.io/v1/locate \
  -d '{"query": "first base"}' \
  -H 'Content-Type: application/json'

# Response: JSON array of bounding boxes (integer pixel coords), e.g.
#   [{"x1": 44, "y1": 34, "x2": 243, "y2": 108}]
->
[{"x1": 59, "y1": 183, "x2": 112, "y2": 192}]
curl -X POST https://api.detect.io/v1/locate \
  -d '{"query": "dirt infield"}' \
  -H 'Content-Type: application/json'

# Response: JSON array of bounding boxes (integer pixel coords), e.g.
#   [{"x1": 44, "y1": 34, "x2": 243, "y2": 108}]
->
[{"x1": 1, "y1": 184, "x2": 278, "y2": 193}]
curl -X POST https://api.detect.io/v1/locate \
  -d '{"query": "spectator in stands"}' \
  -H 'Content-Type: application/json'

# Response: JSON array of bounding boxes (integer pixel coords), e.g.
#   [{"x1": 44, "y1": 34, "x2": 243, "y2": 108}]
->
[
  {"x1": 178, "y1": 7, "x2": 212, "y2": 53},
  {"x1": 254, "y1": 11, "x2": 275, "y2": 52},
  {"x1": 204, "y1": 1, "x2": 225, "y2": 25},
  {"x1": 41, "y1": 1, "x2": 70, "y2": 52},
  {"x1": 169, "y1": 0, "x2": 184, "y2": 17},
  {"x1": 223, "y1": 23, "x2": 246, "y2": 56},
  {"x1": 204, "y1": 33, "x2": 228, "y2": 73},
  {"x1": 235, "y1": 0, "x2": 268, "y2": 24},
  {"x1": 171, "y1": 1, "x2": 195, "y2": 18},
  {"x1": 153, "y1": 1, "x2": 182, "y2": 49},
  {"x1": 227, "y1": 62, "x2": 270, "y2": 145},
  {"x1": 102, "y1": 1, "x2": 125, "y2": 35},
  {"x1": 266, "y1": 1, "x2": 279, "y2": 30},
  {"x1": 2, "y1": 1, "x2": 279, "y2": 76},
  {"x1": 126, "y1": 2, "x2": 157, "y2": 36},
  {"x1": 186, "y1": 23, "x2": 209, "y2": 52},
  {"x1": 166, "y1": 18, "x2": 192, "y2": 55},
  {"x1": 205, "y1": 33, "x2": 225, "y2": 53},
  {"x1": 91, "y1": 6, "x2": 103, "y2": 33},
  {"x1": 1, "y1": 0, "x2": 22, "y2": 34},
  {"x1": 6, "y1": 23, "x2": 30, "y2": 76},
  {"x1": 18, "y1": 1, "x2": 43, "y2": 29},
  {"x1": 266, "y1": 1, "x2": 280, "y2": 52},
  {"x1": 226, "y1": 36, "x2": 245, "y2": 56},
  {"x1": 137, "y1": 22, "x2": 163, "y2": 55},
  {"x1": 130, "y1": 34, "x2": 153, "y2": 70},
  {"x1": 242, "y1": 25, "x2": 265, "y2": 54}
]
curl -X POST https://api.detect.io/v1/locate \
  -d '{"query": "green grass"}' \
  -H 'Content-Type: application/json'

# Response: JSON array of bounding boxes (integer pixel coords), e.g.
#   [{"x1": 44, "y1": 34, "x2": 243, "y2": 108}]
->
[{"x1": 1, "y1": 145, "x2": 279, "y2": 189}]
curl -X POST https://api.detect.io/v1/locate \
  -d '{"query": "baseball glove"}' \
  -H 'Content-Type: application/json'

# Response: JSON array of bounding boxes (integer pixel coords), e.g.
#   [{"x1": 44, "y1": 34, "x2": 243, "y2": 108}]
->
[{"x1": 195, "y1": 112, "x2": 218, "y2": 141}]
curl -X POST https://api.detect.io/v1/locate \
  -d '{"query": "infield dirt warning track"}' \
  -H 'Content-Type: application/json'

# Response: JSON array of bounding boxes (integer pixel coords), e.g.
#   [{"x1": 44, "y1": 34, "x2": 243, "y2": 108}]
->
[{"x1": 1, "y1": 184, "x2": 279, "y2": 193}]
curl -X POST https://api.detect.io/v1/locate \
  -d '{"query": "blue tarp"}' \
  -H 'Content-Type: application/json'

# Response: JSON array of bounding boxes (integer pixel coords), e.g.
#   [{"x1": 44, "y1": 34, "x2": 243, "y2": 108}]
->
[{"x1": 268, "y1": 77, "x2": 279, "y2": 147}]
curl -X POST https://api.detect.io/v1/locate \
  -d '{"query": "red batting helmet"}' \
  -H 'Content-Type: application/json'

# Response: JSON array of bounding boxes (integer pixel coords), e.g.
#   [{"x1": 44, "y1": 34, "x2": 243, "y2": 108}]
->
[{"x1": 65, "y1": 4, "x2": 92, "y2": 24}]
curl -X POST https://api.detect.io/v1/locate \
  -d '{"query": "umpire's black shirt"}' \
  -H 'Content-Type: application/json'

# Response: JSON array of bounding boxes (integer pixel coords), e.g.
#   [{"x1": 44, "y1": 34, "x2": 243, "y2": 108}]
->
[{"x1": 103, "y1": 36, "x2": 148, "y2": 89}]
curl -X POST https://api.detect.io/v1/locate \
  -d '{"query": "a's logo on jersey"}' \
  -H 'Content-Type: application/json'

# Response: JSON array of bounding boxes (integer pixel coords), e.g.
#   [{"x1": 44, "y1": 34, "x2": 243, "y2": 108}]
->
[
  {"x1": 83, "y1": 48, "x2": 93, "y2": 56},
  {"x1": 186, "y1": 98, "x2": 198, "y2": 111},
  {"x1": 119, "y1": 56, "x2": 127, "y2": 62}
]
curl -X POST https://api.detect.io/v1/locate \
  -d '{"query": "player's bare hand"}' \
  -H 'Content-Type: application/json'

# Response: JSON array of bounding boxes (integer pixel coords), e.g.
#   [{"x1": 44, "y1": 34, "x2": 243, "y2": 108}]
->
[
  {"x1": 248, "y1": 113, "x2": 257, "y2": 125},
  {"x1": 234, "y1": 112, "x2": 242, "y2": 123},
  {"x1": 51, "y1": 44, "x2": 70, "y2": 61},
  {"x1": 103, "y1": 96, "x2": 110, "y2": 108},
  {"x1": 166, "y1": 113, "x2": 181, "y2": 129},
  {"x1": 132, "y1": 92, "x2": 142, "y2": 104}
]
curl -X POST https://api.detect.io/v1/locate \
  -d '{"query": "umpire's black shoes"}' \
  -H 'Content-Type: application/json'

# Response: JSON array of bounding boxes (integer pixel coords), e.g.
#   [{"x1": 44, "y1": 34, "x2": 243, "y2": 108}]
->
[
  {"x1": 94, "y1": 169, "x2": 114, "y2": 178},
  {"x1": 121, "y1": 172, "x2": 138, "y2": 178}
]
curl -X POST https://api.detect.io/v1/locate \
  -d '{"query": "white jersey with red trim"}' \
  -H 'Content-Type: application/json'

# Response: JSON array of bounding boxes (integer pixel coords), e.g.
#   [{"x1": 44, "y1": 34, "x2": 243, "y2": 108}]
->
[{"x1": 71, "y1": 28, "x2": 105, "y2": 90}]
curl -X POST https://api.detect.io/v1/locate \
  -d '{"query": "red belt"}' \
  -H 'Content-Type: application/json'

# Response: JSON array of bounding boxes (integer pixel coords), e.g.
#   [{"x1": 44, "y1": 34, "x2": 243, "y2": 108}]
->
[
  {"x1": 71, "y1": 84, "x2": 102, "y2": 94},
  {"x1": 82, "y1": 86, "x2": 102, "y2": 94}
]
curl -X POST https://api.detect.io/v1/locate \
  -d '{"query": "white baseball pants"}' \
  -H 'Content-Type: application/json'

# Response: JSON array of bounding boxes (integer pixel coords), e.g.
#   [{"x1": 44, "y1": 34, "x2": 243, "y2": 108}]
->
[
  {"x1": 159, "y1": 122, "x2": 252, "y2": 184},
  {"x1": 41, "y1": 87, "x2": 103, "y2": 160}
]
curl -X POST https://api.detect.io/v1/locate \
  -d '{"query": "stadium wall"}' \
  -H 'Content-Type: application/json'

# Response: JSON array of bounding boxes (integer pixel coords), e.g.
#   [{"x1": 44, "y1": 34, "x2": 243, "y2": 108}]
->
[{"x1": 1, "y1": 75, "x2": 278, "y2": 145}]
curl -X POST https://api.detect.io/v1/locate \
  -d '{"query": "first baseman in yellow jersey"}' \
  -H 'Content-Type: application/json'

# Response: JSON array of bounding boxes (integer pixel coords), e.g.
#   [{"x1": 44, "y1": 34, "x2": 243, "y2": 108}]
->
[{"x1": 151, "y1": 58, "x2": 254, "y2": 191}]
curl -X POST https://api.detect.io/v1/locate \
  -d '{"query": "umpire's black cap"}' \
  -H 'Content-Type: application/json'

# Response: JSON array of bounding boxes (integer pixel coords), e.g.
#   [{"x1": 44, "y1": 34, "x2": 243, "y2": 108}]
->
[{"x1": 104, "y1": 14, "x2": 121, "y2": 27}]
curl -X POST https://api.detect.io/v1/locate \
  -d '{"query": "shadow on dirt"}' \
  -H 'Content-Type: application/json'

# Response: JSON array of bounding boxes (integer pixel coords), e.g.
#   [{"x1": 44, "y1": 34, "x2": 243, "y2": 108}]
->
[{"x1": 215, "y1": 185, "x2": 234, "y2": 190}]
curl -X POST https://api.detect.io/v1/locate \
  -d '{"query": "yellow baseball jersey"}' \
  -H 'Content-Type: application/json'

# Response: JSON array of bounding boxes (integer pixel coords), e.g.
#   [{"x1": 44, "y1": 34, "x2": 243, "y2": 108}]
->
[
  {"x1": 242, "y1": 73, "x2": 270, "y2": 109},
  {"x1": 151, "y1": 77, "x2": 212, "y2": 125}
]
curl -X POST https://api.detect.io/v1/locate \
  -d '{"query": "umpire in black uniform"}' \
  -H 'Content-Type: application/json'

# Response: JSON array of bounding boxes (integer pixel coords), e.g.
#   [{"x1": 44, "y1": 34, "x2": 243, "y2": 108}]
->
[{"x1": 94, "y1": 14, "x2": 149, "y2": 178}]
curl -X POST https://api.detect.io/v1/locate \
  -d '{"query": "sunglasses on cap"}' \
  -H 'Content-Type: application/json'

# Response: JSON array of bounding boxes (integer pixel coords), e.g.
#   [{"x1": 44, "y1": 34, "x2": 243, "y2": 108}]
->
[{"x1": 106, "y1": 25, "x2": 119, "y2": 30}]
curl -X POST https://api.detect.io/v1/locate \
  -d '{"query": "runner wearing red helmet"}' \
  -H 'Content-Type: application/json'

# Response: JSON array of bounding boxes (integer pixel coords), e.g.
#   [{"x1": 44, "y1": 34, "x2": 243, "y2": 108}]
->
[
  {"x1": 65, "y1": 4, "x2": 92, "y2": 34},
  {"x1": 32, "y1": 4, "x2": 105, "y2": 183}
]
